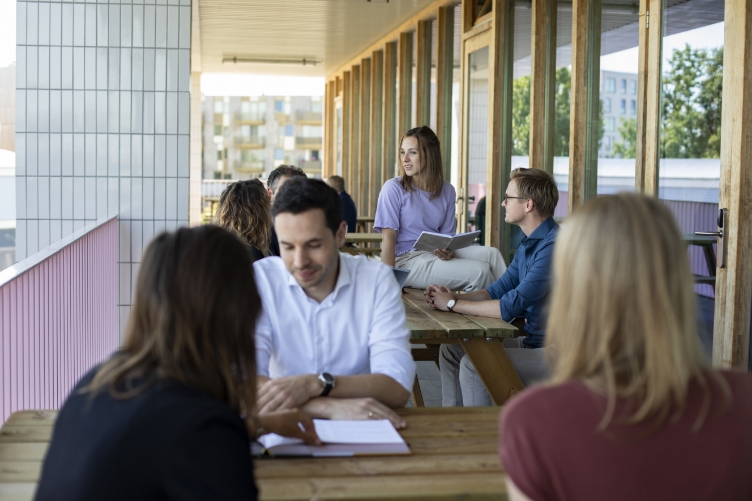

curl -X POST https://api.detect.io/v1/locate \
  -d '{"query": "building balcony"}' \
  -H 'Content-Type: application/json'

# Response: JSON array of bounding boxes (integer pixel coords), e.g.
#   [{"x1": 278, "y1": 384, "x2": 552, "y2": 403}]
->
[
  {"x1": 233, "y1": 136, "x2": 266, "y2": 149},
  {"x1": 300, "y1": 160, "x2": 322, "y2": 175},
  {"x1": 275, "y1": 112, "x2": 291, "y2": 123},
  {"x1": 234, "y1": 112, "x2": 266, "y2": 124},
  {"x1": 295, "y1": 136, "x2": 323, "y2": 150},
  {"x1": 233, "y1": 160, "x2": 265, "y2": 174},
  {"x1": 295, "y1": 111, "x2": 323, "y2": 125}
]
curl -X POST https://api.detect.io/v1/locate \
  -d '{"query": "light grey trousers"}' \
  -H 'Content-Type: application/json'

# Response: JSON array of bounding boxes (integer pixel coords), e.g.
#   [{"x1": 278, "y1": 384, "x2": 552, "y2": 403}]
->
[
  {"x1": 396, "y1": 246, "x2": 507, "y2": 292},
  {"x1": 439, "y1": 339, "x2": 549, "y2": 407}
]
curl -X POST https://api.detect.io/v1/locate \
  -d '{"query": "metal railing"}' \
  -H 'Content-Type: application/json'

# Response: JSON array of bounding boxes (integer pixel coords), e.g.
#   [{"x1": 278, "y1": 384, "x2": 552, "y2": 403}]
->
[{"x1": 0, "y1": 216, "x2": 119, "y2": 424}]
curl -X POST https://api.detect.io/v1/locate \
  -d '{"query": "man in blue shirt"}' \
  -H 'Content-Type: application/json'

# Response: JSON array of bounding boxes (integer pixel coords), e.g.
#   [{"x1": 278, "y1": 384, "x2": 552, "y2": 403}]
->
[
  {"x1": 426, "y1": 168, "x2": 559, "y2": 406},
  {"x1": 326, "y1": 175, "x2": 357, "y2": 235}
]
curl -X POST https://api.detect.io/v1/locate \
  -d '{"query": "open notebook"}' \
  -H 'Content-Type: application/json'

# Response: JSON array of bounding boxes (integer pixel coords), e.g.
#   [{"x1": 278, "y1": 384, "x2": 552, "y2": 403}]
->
[
  {"x1": 252, "y1": 419, "x2": 411, "y2": 457},
  {"x1": 413, "y1": 230, "x2": 481, "y2": 252}
]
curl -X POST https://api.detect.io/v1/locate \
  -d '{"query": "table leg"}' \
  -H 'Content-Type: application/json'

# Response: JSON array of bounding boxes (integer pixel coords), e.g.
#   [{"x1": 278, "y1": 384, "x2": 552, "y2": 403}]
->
[
  {"x1": 460, "y1": 338, "x2": 525, "y2": 405},
  {"x1": 411, "y1": 375, "x2": 425, "y2": 408}
]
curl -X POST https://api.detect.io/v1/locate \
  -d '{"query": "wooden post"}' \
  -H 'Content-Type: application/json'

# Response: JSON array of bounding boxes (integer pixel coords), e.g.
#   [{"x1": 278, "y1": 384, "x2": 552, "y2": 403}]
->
[
  {"x1": 568, "y1": 0, "x2": 602, "y2": 212},
  {"x1": 349, "y1": 65, "x2": 361, "y2": 195},
  {"x1": 324, "y1": 80, "x2": 335, "y2": 178},
  {"x1": 370, "y1": 50, "x2": 385, "y2": 216},
  {"x1": 398, "y1": 32, "x2": 415, "y2": 134},
  {"x1": 635, "y1": 0, "x2": 662, "y2": 195},
  {"x1": 713, "y1": 0, "x2": 752, "y2": 370},
  {"x1": 488, "y1": 0, "x2": 515, "y2": 255},
  {"x1": 383, "y1": 41, "x2": 398, "y2": 184},
  {"x1": 528, "y1": 0, "x2": 557, "y2": 174},
  {"x1": 436, "y1": 6, "x2": 455, "y2": 181},
  {"x1": 342, "y1": 71, "x2": 351, "y2": 182},
  {"x1": 416, "y1": 20, "x2": 433, "y2": 128},
  {"x1": 462, "y1": 0, "x2": 475, "y2": 33},
  {"x1": 359, "y1": 58, "x2": 372, "y2": 215}
]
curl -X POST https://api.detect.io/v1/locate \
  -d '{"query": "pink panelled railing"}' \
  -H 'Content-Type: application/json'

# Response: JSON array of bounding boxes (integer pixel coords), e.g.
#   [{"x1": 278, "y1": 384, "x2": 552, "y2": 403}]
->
[{"x1": 0, "y1": 217, "x2": 119, "y2": 425}]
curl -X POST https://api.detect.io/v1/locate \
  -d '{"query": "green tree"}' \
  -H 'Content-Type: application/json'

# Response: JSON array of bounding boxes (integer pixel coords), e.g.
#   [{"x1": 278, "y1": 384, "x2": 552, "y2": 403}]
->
[
  {"x1": 612, "y1": 117, "x2": 637, "y2": 158},
  {"x1": 553, "y1": 67, "x2": 571, "y2": 157},
  {"x1": 512, "y1": 76, "x2": 531, "y2": 156}
]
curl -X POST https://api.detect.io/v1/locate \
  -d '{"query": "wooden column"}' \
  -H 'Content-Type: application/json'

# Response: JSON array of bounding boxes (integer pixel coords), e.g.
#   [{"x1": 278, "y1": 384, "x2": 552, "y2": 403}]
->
[
  {"x1": 713, "y1": 0, "x2": 752, "y2": 370},
  {"x1": 416, "y1": 20, "x2": 432, "y2": 127},
  {"x1": 348, "y1": 65, "x2": 361, "y2": 195},
  {"x1": 568, "y1": 0, "x2": 602, "y2": 212},
  {"x1": 383, "y1": 41, "x2": 398, "y2": 183},
  {"x1": 324, "y1": 80, "x2": 335, "y2": 178},
  {"x1": 462, "y1": 0, "x2": 475, "y2": 33},
  {"x1": 370, "y1": 50, "x2": 384, "y2": 215},
  {"x1": 436, "y1": 6, "x2": 455, "y2": 180},
  {"x1": 342, "y1": 71, "x2": 351, "y2": 181},
  {"x1": 359, "y1": 58, "x2": 372, "y2": 215},
  {"x1": 398, "y1": 32, "x2": 414, "y2": 134},
  {"x1": 528, "y1": 0, "x2": 557, "y2": 174},
  {"x1": 488, "y1": 0, "x2": 515, "y2": 254},
  {"x1": 635, "y1": 0, "x2": 662, "y2": 195}
]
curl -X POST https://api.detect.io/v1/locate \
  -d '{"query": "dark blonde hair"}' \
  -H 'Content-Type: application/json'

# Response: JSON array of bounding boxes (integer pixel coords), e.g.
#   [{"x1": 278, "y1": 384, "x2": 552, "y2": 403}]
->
[
  {"x1": 547, "y1": 193, "x2": 728, "y2": 429},
  {"x1": 398, "y1": 126, "x2": 444, "y2": 200},
  {"x1": 511, "y1": 168, "x2": 559, "y2": 218},
  {"x1": 216, "y1": 179, "x2": 272, "y2": 256},
  {"x1": 83, "y1": 226, "x2": 260, "y2": 420}
]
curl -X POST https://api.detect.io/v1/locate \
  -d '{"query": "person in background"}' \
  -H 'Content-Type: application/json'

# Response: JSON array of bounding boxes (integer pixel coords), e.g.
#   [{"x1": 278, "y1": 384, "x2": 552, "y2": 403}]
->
[
  {"x1": 266, "y1": 165, "x2": 307, "y2": 256},
  {"x1": 500, "y1": 193, "x2": 752, "y2": 501},
  {"x1": 374, "y1": 126, "x2": 506, "y2": 291},
  {"x1": 427, "y1": 168, "x2": 559, "y2": 405},
  {"x1": 35, "y1": 226, "x2": 319, "y2": 501},
  {"x1": 254, "y1": 178, "x2": 415, "y2": 429},
  {"x1": 216, "y1": 179, "x2": 272, "y2": 261},
  {"x1": 326, "y1": 175, "x2": 357, "y2": 235}
]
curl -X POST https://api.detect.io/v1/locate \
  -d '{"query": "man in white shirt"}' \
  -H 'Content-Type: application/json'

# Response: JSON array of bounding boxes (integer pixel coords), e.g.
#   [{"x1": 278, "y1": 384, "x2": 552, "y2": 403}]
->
[{"x1": 254, "y1": 178, "x2": 415, "y2": 427}]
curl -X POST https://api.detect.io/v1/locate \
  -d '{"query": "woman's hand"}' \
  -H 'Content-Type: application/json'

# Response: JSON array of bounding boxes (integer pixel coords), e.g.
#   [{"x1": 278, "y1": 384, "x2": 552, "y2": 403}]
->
[
  {"x1": 434, "y1": 248, "x2": 453, "y2": 261},
  {"x1": 257, "y1": 409, "x2": 322, "y2": 445}
]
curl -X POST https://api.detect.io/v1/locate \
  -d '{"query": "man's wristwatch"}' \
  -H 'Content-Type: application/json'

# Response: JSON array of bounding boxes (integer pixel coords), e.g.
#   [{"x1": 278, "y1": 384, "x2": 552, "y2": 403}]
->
[
  {"x1": 318, "y1": 372, "x2": 336, "y2": 397},
  {"x1": 446, "y1": 299, "x2": 457, "y2": 312}
]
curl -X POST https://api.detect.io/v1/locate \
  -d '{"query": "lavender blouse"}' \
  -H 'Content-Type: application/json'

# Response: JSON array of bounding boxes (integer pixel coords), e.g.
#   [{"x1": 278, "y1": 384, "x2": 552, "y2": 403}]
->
[{"x1": 373, "y1": 177, "x2": 457, "y2": 256}]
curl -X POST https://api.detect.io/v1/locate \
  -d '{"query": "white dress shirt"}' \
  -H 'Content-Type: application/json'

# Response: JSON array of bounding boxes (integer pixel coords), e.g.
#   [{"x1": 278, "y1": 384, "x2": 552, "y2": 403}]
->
[{"x1": 253, "y1": 253, "x2": 416, "y2": 392}]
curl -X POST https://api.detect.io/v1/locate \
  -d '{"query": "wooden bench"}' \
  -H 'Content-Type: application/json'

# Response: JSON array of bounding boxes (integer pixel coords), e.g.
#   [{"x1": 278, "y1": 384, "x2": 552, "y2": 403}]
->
[{"x1": 0, "y1": 407, "x2": 508, "y2": 500}]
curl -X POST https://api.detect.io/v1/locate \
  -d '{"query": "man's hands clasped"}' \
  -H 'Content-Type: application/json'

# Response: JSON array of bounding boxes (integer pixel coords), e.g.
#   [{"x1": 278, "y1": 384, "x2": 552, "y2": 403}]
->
[{"x1": 425, "y1": 284, "x2": 456, "y2": 311}]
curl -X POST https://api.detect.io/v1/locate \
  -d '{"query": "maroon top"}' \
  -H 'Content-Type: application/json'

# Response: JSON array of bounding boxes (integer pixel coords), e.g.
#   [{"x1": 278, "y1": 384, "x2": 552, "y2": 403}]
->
[{"x1": 499, "y1": 370, "x2": 752, "y2": 501}]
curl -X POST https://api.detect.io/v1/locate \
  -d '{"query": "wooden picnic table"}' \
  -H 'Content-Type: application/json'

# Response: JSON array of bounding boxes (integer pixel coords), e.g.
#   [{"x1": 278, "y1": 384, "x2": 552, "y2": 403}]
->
[
  {"x1": 0, "y1": 407, "x2": 507, "y2": 501},
  {"x1": 356, "y1": 216, "x2": 375, "y2": 233},
  {"x1": 402, "y1": 289, "x2": 524, "y2": 407},
  {"x1": 345, "y1": 232, "x2": 382, "y2": 244},
  {"x1": 682, "y1": 233, "x2": 717, "y2": 289}
]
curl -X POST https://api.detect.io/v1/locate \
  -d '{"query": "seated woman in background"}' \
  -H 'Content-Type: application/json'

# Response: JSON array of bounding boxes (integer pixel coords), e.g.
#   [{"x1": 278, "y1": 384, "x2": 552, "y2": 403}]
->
[
  {"x1": 499, "y1": 193, "x2": 752, "y2": 501},
  {"x1": 216, "y1": 178, "x2": 272, "y2": 261},
  {"x1": 374, "y1": 126, "x2": 506, "y2": 291},
  {"x1": 35, "y1": 226, "x2": 318, "y2": 501}
]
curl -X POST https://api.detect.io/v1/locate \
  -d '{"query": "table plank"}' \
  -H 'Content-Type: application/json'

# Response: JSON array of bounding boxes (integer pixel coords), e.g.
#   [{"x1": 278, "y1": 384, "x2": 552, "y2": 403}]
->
[
  {"x1": 4, "y1": 412, "x2": 57, "y2": 426},
  {"x1": 0, "y1": 462, "x2": 42, "y2": 483},
  {"x1": 254, "y1": 454, "x2": 502, "y2": 479},
  {"x1": 0, "y1": 444, "x2": 48, "y2": 463},
  {"x1": 403, "y1": 299, "x2": 449, "y2": 340},
  {"x1": 0, "y1": 426, "x2": 53, "y2": 444},
  {"x1": 257, "y1": 472, "x2": 506, "y2": 501},
  {"x1": 0, "y1": 483, "x2": 36, "y2": 501},
  {"x1": 345, "y1": 233, "x2": 383, "y2": 244},
  {"x1": 461, "y1": 339, "x2": 524, "y2": 405},
  {"x1": 402, "y1": 290, "x2": 483, "y2": 338}
]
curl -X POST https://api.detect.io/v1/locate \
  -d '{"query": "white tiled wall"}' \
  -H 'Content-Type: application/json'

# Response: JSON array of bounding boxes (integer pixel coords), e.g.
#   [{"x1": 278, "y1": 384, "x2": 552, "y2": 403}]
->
[{"x1": 16, "y1": 0, "x2": 192, "y2": 335}]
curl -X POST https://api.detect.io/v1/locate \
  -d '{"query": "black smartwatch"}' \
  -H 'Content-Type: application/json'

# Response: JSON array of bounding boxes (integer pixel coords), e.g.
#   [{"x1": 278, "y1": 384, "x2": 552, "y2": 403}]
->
[{"x1": 318, "y1": 372, "x2": 336, "y2": 397}]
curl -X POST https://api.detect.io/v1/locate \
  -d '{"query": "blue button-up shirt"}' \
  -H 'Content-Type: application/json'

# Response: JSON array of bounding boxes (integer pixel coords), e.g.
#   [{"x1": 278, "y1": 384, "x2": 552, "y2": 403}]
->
[{"x1": 486, "y1": 217, "x2": 559, "y2": 348}]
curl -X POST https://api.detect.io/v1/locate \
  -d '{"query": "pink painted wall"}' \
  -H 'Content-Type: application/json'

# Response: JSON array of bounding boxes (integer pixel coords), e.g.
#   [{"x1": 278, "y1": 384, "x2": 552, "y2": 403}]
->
[{"x1": 0, "y1": 218, "x2": 118, "y2": 425}]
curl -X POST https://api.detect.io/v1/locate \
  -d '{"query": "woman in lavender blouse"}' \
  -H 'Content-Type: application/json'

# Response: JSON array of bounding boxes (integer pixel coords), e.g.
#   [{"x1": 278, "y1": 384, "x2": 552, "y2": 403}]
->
[{"x1": 374, "y1": 126, "x2": 506, "y2": 291}]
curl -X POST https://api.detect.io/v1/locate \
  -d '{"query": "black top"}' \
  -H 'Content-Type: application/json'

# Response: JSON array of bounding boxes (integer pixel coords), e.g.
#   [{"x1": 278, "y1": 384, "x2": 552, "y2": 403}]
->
[
  {"x1": 340, "y1": 191, "x2": 358, "y2": 234},
  {"x1": 269, "y1": 225, "x2": 280, "y2": 257},
  {"x1": 248, "y1": 245, "x2": 265, "y2": 262},
  {"x1": 35, "y1": 366, "x2": 257, "y2": 501}
]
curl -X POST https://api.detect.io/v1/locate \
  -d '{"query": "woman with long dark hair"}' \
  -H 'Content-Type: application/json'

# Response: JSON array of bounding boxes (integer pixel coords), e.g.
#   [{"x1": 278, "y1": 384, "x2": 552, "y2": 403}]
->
[
  {"x1": 374, "y1": 126, "x2": 506, "y2": 291},
  {"x1": 36, "y1": 226, "x2": 318, "y2": 500}
]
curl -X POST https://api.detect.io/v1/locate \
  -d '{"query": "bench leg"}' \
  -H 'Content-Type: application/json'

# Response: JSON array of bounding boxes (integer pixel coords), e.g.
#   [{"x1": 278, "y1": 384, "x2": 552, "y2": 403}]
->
[
  {"x1": 411, "y1": 375, "x2": 425, "y2": 407},
  {"x1": 460, "y1": 338, "x2": 525, "y2": 405}
]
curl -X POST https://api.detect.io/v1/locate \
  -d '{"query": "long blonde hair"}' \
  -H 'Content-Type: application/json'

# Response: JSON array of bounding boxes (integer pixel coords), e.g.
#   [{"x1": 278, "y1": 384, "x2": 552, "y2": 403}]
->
[
  {"x1": 546, "y1": 193, "x2": 726, "y2": 428},
  {"x1": 216, "y1": 179, "x2": 272, "y2": 255}
]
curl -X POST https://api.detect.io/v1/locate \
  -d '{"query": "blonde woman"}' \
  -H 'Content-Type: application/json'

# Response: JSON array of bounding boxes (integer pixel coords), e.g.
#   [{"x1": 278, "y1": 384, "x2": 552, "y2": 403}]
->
[
  {"x1": 216, "y1": 179, "x2": 273, "y2": 261},
  {"x1": 374, "y1": 126, "x2": 506, "y2": 291},
  {"x1": 499, "y1": 193, "x2": 752, "y2": 501}
]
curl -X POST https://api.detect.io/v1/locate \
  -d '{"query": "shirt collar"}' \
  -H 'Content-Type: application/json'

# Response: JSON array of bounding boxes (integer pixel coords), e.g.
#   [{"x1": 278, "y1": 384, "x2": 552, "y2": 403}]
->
[
  {"x1": 286, "y1": 253, "x2": 351, "y2": 303},
  {"x1": 526, "y1": 216, "x2": 558, "y2": 241}
]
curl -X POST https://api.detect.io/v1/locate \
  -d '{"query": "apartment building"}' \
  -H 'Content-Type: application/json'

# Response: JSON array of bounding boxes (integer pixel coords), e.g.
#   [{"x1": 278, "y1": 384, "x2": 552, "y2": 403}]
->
[
  {"x1": 600, "y1": 70, "x2": 638, "y2": 157},
  {"x1": 201, "y1": 95, "x2": 323, "y2": 180}
]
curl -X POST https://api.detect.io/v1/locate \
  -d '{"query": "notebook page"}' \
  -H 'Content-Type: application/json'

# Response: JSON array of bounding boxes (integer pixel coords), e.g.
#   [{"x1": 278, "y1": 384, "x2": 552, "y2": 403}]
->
[{"x1": 312, "y1": 419, "x2": 405, "y2": 444}]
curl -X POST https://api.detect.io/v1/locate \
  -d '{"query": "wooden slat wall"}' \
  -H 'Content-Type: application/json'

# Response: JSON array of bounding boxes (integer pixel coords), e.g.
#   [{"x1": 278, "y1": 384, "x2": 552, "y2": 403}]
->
[
  {"x1": 370, "y1": 50, "x2": 385, "y2": 216},
  {"x1": 349, "y1": 65, "x2": 361, "y2": 195},
  {"x1": 342, "y1": 71, "x2": 351, "y2": 181},
  {"x1": 359, "y1": 58, "x2": 372, "y2": 215},
  {"x1": 436, "y1": 6, "x2": 455, "y2": 181},
  {"x1": 416, "y1": 20, "x2": 432, "y2": 128},
  {"x1": 398, "y1": 32, "x2": 415, "y2": 135},
  {"x1": 568, "y1": 0, "x2": 602, "y2": 212},
  {"x1": 383, "y1": 41, "x2": 399, "y2": 184},
  {"x1": 713, "y1": 0, "x2": 752, "y2": 370},
  {"x1": 636, "y1": 0, "x2": 662, "y2": 195},
  {"x1": 528, "y1": 0, "x2": 557, "y2": 174},
  {"x1": 489, "y1": 0, "x2": 515, "y2": 255}
]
